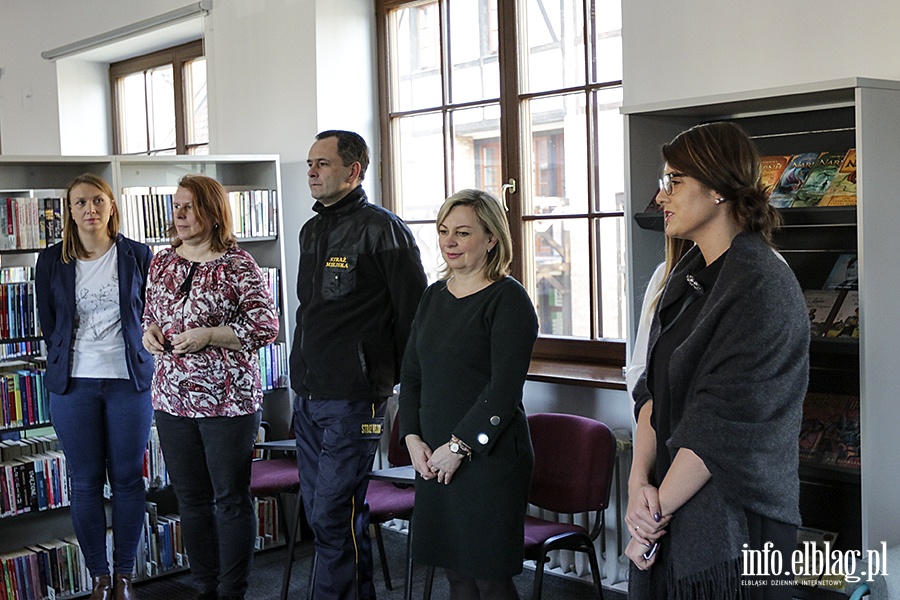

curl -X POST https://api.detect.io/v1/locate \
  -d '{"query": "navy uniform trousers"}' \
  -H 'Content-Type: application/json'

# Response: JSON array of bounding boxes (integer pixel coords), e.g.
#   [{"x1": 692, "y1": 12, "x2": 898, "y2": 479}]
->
[{"x1": 294, "y1": 396, "x2": 386, "y2": 600}]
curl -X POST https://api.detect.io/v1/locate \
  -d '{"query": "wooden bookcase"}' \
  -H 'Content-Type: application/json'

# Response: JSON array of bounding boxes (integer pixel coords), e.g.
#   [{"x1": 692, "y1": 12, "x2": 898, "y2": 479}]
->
[
  {"x1": 0, "y1": 154, "x2": 291, "y2": 596},
  {"x1": 623, "y1": 77, "x2": 900, "y2": 593}
]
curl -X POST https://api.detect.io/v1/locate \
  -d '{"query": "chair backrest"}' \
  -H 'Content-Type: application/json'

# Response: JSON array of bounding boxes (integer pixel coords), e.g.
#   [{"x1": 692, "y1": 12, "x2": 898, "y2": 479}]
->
[
  {"x1": 387, "y1": 411, "x2": 412, "y2": 467},
  {"x1": 527, "y1": 412, "x2": 616, "y2": 515}
]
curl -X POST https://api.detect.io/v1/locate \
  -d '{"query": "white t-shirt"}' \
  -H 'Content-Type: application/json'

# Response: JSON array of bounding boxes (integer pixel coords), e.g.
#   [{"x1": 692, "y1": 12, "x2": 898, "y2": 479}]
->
[{"x1": 71, "y1": 244, "x2": 130, "y2": 379}]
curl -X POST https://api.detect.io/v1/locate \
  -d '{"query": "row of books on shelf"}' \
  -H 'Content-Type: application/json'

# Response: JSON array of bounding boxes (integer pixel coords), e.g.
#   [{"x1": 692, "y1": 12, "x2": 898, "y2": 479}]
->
[
  {"x1": 1, "y1": 434, "x2": 67, "y2": 518},
  {"x1": 0, "y1": 197, "x2": 63, "y2": 252},
  {"x1": 1, "y1": 282, "x2": 37, "y2": 341},
  {"x1": 1, "y1": 370, "x2": 48, "y2": 431},
  {"x1": 763, "y1": 148, "x2": 857, "y2": 208},
  {"x1": 0, "y1": 495, "x2": 283, "y2": 600},
  {"x1": 0, "y1": 342, "x2": 43, "y2": 363},
  {"x1": 260, "y1": 268, "x2": 282, "y2": 315},
  {"x1": 799, "y1": 392, "x2": 860, "y2": 471},
  {"x1": 0, "y1": 268, "x2": 33, "y2": 285},
  {"x1": 119, "y1": 189, "x2": 278, "y2": 245},
  {"x1": 258, "y1": 342, "x2": 288, "y2": 392},
  {"x1": 2, "y1": 187, "x2": 279, "y2": 252}
]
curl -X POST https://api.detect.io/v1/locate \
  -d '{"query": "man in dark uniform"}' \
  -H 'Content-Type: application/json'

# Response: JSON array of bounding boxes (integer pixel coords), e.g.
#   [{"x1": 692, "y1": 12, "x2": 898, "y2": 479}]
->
[{"x1": 290, "y1": 130, "x2": 427, "y2": 600}]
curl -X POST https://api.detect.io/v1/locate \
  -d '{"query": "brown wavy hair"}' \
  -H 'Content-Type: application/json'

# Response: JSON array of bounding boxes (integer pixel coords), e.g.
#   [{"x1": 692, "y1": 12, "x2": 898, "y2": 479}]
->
[
  {"x1": 61, "y1": 173, "x2": 120, "y2": 263},
  {"x1": 662, "y1": 121, "x2": 781, "y2": 245},
  {"x1": 169, "y1": 174, "x2": 236, "y2": 252}
]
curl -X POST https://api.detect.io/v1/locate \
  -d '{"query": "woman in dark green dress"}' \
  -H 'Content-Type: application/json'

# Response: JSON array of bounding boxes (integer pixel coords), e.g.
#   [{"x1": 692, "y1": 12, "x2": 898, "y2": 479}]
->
[{"x1": 399, "y1": 189, "x2": 538, "y2": 599}]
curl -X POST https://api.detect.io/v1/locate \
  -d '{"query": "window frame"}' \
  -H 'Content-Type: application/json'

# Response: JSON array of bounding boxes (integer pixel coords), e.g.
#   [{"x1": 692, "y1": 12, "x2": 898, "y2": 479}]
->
[
  {"x1": 109, "y1": 39, "x2": 206, "y2": 156},
  {"x1": 376, "y1": 0, "x2": 625, "y2": 369}
]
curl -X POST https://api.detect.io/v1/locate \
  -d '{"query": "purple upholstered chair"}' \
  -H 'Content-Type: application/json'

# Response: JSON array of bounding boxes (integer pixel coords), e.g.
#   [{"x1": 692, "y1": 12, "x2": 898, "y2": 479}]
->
[
  {"x1": 523, "y1": 412, "x2": 616, "y2": 600},
  {"x1": 366, "y1": 411, "x2": 415, "y2": 591},
  {"x1": 249, "y1": 422, "x2": 302, "y2": 600}
]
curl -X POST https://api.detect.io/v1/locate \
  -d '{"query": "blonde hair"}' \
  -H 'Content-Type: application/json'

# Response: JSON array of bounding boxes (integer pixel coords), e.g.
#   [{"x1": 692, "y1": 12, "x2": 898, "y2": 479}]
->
[
  {"x1": 61, "y1": 173, "x2": 120, "y2": 263},
  {"x1": 436, "y1": 189, "x2": 512, "y2": 282}
]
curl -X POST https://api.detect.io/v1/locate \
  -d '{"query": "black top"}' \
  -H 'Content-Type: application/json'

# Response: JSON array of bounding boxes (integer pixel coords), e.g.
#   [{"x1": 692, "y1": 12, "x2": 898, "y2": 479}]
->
[
  {"x1": 649, "y1": 251, "x2": 726, "y2": 483},
  {"x1": 399, "y1": 277, "x2": 537, "y2": 578},
  {"x1": 289, "y1": 186, "x2": 427, "y2": 400}
]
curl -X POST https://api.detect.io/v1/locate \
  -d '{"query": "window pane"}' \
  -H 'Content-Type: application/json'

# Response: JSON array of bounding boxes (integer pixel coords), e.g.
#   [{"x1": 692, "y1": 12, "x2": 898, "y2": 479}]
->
[
  {"x1": 592, "y1": 0, "x2": 623, "y2": 83},
  {"x1": 519, "y1": 0, "x2": 585, "y2": 94},
  {"x1": 594, "y1": 86, "x2": 625, "y2": 212},
  {"x1": 147, "y1": 65, "x2": 176, "y2": 152},
  {"x1": 186, "y1": 58, "x2": 208, "y2": 146},
  {"x1": 119, "y1": 73, "x2": 148, "y2": 154},
  {"x1": 391, "y1": 2, "x2": 442, "y2": 111},
  {"x1": 449, "y1": 0, "x2": 499, "y2": 104},
  {"x1": 450, "y1": 104, "x2": 502, "y2": 197},
  {"x1": 528, "y1": 217, "x2": 590, "y2": 337},
  {"x1": 596, "y1": 215, "x2": 626, "y2": 339},
  {"x1": 409, "y1": 222, "x2": 442, "y2": 284},
  {"x1": 395, "y1": 113, "x2": 445, "y2": 220},
  {"x1": 522, "y1": 93, "x2": 588, "y2": 215}
]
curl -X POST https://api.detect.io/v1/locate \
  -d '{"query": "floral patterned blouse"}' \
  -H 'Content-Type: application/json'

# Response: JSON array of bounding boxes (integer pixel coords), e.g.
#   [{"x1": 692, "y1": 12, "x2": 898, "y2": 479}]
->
[{"x1": 142, "y1": 245, "x2": 279, "y2": 418}]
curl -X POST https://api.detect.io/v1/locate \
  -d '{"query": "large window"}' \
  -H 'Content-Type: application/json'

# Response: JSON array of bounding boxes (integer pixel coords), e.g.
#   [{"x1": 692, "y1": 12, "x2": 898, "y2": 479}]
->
[
  {"x1": 377, "y1": 0, "x2": 624, "y2": 363},
  {"x1": 110, "y1": 40, "x2": 208, "y2": 155}
]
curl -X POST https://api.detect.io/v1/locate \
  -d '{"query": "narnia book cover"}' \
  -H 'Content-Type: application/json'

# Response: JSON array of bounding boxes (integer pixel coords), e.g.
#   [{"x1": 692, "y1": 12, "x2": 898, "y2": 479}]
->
[
  {"x1": 768, "y1": 152, "x2": 822, "y2": 208},
  {"x1": 792, "y1": 151, "x2": 847, "y2": 207},
  {"x1": 820, "y1": 149, "x2": 857, "y2": 206}
]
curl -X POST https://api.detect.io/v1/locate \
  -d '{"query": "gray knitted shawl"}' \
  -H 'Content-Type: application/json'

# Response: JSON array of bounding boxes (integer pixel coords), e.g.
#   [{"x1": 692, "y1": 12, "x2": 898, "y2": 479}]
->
[{"x1": 632, "y1": 233, "x2": 809, "y2": 598}]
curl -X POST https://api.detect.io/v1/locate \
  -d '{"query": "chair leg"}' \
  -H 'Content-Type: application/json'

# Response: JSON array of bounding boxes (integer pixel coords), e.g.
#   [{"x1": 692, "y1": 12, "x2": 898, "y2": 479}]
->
[
  {"x1": 585, "y1": 545, "x2": 605, "y2": 600},
  {"x1": 531, "y1": 553, "x2": 547, "y2": 600},
  {"x1": 281, "y1": 492, "x2": 304, "y2": 600},
  {"x1": 404, "y1": 517, "x2": 414, "y2": 600},
  {"x1": 374, "y1": 524, "x2": 393, "y2": 590}
]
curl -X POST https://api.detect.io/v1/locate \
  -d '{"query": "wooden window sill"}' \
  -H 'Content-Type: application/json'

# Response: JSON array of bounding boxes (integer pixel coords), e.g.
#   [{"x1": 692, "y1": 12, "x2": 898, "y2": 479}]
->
[{"x1": 527, "y1": 358, "x2": 627, "y2": 390}]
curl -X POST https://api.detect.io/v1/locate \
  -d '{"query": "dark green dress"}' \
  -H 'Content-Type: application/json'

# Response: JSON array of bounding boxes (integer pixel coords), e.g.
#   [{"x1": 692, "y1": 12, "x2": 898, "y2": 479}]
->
[{"x1": 399, "y1": 277, "x2": 538, "y2": 579}]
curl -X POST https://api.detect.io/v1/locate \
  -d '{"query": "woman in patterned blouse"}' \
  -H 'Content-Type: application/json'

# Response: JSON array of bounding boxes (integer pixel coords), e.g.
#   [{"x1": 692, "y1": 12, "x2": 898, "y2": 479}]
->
[{"x1": 142, "y1": 174, "x2": 278, "y2": 600}]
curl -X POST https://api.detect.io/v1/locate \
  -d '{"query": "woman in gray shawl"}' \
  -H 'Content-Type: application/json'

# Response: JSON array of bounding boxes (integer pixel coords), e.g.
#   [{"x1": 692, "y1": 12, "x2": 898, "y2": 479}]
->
[{"x1": 626, "y1": 122, "x2": 809, "y2": 599}]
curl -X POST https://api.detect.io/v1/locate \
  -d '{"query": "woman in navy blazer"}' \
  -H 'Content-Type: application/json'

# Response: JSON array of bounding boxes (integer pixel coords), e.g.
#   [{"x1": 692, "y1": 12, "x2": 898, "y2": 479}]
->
[{"x1": 35, "y1": 173, "x2": 153, "y2": 600}]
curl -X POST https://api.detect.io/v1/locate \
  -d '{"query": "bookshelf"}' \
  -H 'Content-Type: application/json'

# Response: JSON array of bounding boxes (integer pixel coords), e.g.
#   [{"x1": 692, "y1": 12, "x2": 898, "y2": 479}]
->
[
  {"x1": 624, "y1": 77, "x2": 900, "y2": 594},
  {"x1": 0, "y1": 155, "x2": 292, "y2": 598}
]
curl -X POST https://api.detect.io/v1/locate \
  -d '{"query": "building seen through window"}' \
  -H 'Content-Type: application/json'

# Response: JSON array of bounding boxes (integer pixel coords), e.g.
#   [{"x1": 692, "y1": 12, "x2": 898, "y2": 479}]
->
[{"x1": 378, "y1": 0, "x2": 625, "y2": 357}]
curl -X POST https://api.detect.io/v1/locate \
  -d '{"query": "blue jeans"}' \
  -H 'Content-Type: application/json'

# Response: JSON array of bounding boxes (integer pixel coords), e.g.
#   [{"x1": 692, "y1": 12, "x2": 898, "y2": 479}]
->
[
  {"x1": 49, "y1": 378, "x2": 153, "y2": 577},
  {"x1": 294, "y1": 397, "x2": 385, "y2": 600},
  {"x1": 154, "y1": 410, "x2": 261, "y2": 598}
]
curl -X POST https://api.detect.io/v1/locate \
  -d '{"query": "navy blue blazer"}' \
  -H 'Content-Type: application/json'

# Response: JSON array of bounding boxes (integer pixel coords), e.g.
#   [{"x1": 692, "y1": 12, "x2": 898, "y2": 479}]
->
[{"x1": 35, "y1": 235, "x2": 154, "y2": 394}]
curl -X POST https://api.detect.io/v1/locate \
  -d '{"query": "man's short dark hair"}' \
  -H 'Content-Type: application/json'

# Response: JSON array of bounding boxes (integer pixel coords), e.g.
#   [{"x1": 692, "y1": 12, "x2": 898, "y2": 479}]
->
[{"x1": 316, "y1": 130, "x2": 370, "y2": 181}]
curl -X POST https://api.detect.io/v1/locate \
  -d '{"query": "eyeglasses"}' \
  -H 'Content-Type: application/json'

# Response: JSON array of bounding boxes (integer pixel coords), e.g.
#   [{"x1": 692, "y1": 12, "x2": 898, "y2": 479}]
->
[{"x1": 659, "y1": 172, "x2": 686, "y2": 196}]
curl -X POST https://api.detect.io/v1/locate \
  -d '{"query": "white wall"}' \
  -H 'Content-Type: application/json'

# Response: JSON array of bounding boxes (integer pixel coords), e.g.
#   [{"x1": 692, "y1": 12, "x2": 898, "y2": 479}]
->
[
  {"x1": 56, "y1": 59, "x2": 112, "y2": 156},
  {"x1": 0, "y1": 0, "x2": 190, "y2": 155},
  {"x1": 622, "y1": 0, "x2": 900, "y2": 109}
]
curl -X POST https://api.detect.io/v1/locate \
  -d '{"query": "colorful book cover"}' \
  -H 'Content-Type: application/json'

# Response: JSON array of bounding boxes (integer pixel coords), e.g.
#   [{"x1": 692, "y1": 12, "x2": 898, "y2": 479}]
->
[
  {"x1": 833, "y1": 396, "x2": 861, "y2": 470},
  {"x1": 820, "y1": 149, "x2": 857, "y2": 206},
  {"x1": 768, "y1": 152, "x2": 822, "y2": 208},
  {"x1": 824, "y1": 253, "x2": 858, "y2": 290},
  {"x1": 826, "y1": 291, "x2": 859, "y2": 338},
  {"x1": 792, "y1": 151, "x2": 847, "y2": 207},
  {"x1": 802, "y1": 289, "x2": 842, "y2": 337},
  {"x1": 801, "y1": 393, "x2": 852, "y2": 465},
  {"x1": 760, "y1": 155, "x2": 792, "y2": 197}
]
